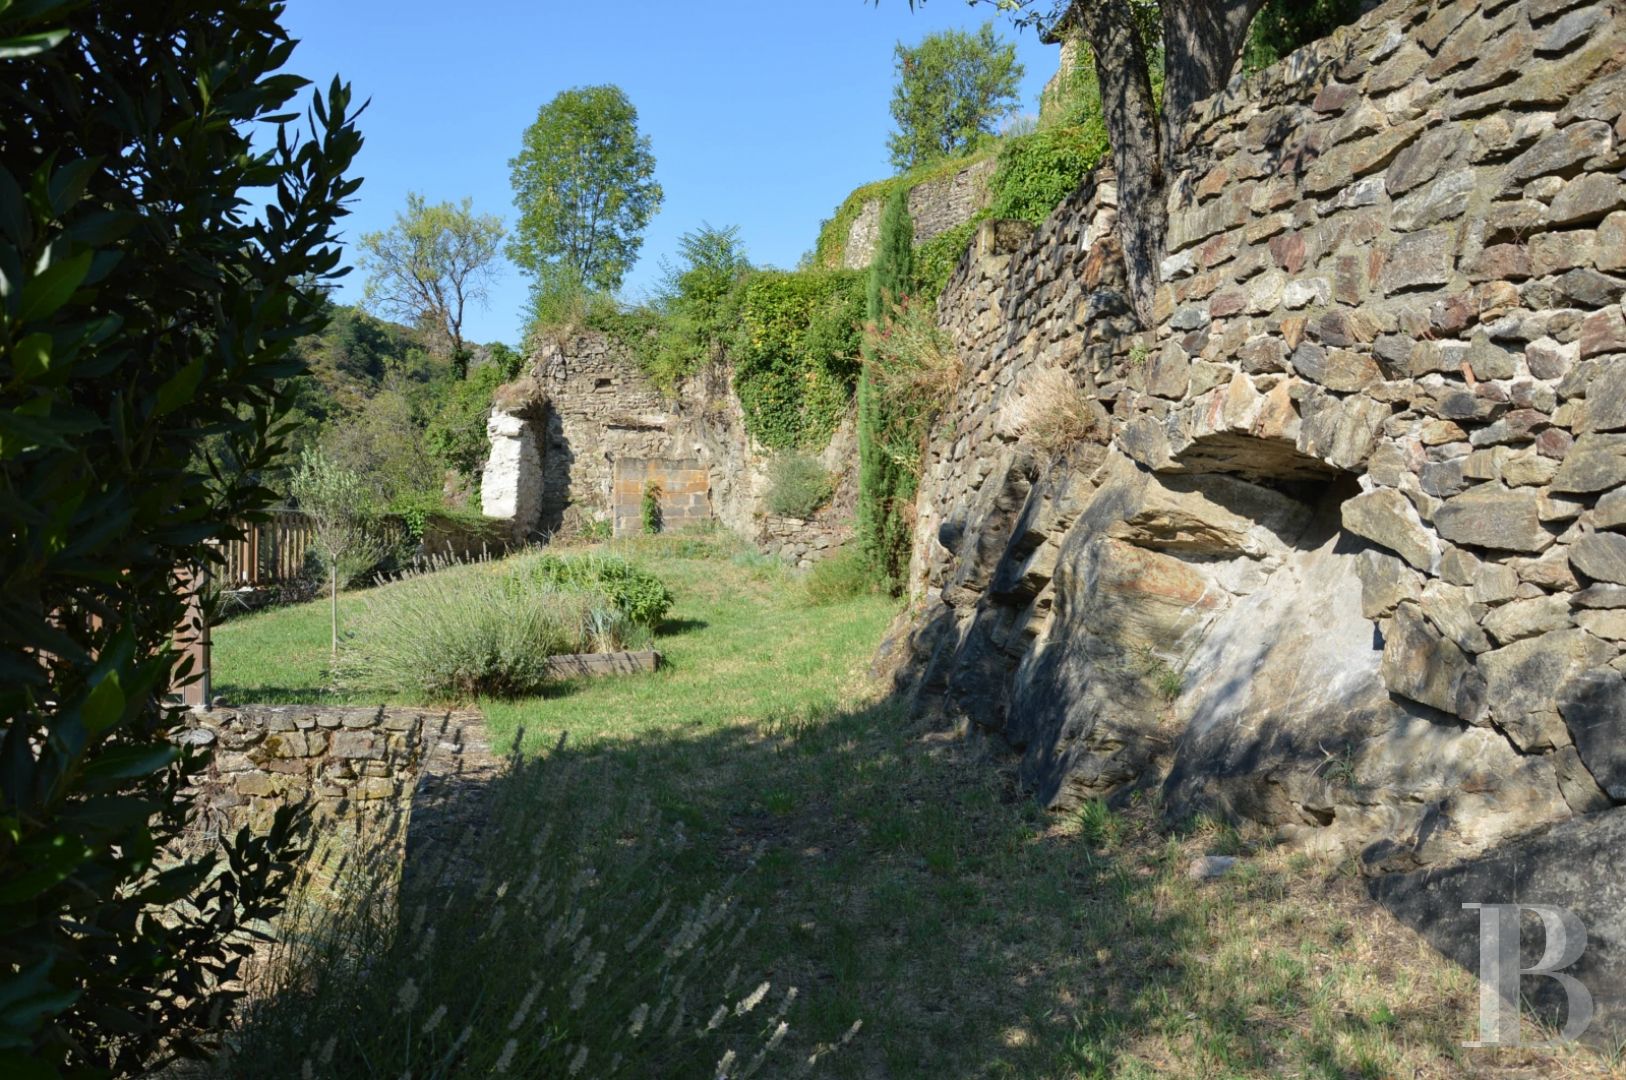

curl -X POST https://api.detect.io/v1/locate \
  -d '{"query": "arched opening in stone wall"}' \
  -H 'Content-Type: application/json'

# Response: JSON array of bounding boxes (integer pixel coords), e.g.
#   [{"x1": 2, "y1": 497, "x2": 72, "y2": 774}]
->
[{"x1": 985, "y1": 428, "x2": 1571, "y2": 870}]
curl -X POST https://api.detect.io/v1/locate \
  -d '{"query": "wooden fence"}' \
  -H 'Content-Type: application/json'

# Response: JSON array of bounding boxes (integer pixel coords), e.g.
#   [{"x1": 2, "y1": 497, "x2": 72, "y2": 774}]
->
[{"x1": 216, "y1": 510, "x2": 314, "y2": 589}]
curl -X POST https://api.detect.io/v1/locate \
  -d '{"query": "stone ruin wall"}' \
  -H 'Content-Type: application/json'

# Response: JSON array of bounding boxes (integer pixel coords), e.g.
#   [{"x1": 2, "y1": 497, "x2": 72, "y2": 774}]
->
[
  {"x1": 483, "y1": 332, "x2": 856, "y2": 562},
  {"x1": 842, "y1": 156, "x2": 1000, "y2": 270},
  {"x1": 886, "y1": 0, "x2": 1626, "y2": 1030}
]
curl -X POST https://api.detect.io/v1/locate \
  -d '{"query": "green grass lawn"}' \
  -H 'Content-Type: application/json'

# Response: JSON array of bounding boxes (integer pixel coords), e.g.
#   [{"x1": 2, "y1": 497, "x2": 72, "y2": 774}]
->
[{"x1": 218, "y1": 534, "x2": 1616, "y2": 1079}]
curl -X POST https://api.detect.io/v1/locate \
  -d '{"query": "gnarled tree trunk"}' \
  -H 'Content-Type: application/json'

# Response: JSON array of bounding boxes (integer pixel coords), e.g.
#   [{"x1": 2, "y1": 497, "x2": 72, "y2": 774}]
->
[{"x1": 1076, "y1": 0, "x2": 1268, "y2": 326}]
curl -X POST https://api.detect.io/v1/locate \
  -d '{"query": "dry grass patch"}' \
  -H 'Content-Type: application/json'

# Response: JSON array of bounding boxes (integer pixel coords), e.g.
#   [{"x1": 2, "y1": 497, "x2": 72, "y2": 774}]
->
[{"x1": 1012, "y1": 365, "x2": 1096, "y2": 455}]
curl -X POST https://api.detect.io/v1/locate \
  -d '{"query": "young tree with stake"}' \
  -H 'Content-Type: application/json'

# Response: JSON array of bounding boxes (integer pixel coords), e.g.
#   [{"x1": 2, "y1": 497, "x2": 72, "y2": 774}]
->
[{"x1": 290, "y1": 448, "x2": 385, "y2": 663}]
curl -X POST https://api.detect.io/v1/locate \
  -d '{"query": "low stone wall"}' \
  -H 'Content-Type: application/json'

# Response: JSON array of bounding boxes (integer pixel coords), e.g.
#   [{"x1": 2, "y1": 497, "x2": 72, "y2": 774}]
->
[
  {"x1": 182, "y1": 706, "x2": 489, "y2": 837},
  {"x1": 757, "y1": 514, "x2": 853, "y2": 569}
]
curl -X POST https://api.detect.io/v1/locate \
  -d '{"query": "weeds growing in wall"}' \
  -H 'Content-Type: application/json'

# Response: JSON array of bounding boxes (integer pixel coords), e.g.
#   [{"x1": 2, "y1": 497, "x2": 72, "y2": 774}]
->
[
  {"x1": 812, "y1": 149, "x2": 997, "y2": 270},
  {"x1": 766, "y1": 453, "x2": 836, "y2": 519},
  {"x1": 1012, "y1": 367, "x2": 1097, "y2": 456}
]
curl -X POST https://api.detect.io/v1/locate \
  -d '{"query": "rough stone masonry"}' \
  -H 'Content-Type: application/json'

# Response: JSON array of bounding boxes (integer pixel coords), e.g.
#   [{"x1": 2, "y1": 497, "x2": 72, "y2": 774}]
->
[
  {"x1": 480, "y1": 330, "x2": 857, "y2": 565},
  {"x1": 880, "y1": 0, "x2": 1626, "y2": 1039}
]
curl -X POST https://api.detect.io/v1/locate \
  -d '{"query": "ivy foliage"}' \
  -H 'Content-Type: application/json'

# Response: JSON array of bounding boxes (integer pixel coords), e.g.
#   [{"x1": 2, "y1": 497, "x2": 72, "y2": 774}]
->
[
  {"x1": 0, "y1": 1, "x2": 361, "y2": 1073},
  {"x1": 912, "y1": 217, "x2": 984, "y2": 302},
  {"x1": 731, "y1": 270, "x2": 865, "y2": 451},
  {"x1": 812, "y1": 149, "x2": 994, "y2": 271},
  {"x1": 643, "y1": 223, "x2": 750, "y2": 391},
  {"x1": 1243, "y1": 0, "x2": 1367, "y2": 72}
]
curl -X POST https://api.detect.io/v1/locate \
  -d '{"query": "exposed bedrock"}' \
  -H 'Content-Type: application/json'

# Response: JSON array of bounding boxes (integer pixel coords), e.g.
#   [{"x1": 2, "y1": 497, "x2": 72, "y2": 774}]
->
[{"x1": 879, "y1": 0, "x2": 1626, "y2": 1032}]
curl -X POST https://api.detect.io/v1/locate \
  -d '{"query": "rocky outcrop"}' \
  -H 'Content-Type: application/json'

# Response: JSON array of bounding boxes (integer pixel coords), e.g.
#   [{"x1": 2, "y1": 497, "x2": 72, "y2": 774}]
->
[{"x1": 887, "y1": 0, "x2": 1626, "y2": 885}]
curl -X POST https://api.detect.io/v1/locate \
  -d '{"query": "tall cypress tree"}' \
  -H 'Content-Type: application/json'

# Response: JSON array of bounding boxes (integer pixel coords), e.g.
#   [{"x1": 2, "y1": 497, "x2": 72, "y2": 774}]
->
[{"x1": 858, "y1": 188, "x2": 915, "y2": 590}]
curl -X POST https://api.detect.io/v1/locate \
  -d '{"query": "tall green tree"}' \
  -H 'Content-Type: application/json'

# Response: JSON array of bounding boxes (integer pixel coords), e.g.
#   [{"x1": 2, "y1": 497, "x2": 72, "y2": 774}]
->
[
  {"x1": 887, "y1": 23, "x2": 1024, "y2": 170},
  {"x1": 508, "y1": 85, "x2": 663, "y2": 297},
  {"x1": 0, "y1": 1, "x2": 361, "y2": 1072},
  {"x1": 858, "y1": 189, "x2": 916, "y2": 589},
  {"x1": 647, "y1": 222, "x2": 751, "y2": 385},
  {"x1": 358, "y1": 193, "x2": 505, "y2": 377}
]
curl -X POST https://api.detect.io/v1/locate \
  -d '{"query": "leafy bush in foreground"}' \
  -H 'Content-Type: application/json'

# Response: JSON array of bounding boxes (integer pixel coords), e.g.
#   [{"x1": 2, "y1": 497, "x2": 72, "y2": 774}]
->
[{"x1": 0, "y1": 2, "x2": 360, "y2": 1073}]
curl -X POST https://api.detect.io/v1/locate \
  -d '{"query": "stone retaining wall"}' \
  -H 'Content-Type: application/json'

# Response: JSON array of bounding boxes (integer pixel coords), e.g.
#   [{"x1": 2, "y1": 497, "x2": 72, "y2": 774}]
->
[
  {"x1": 182, "y1": 706, "x2": 490, "y2": 837},
  {"x1": 882, "y1": 0, "x2": 1626, "y2": 1033},
  {"x1": 890, "y1": 0, "x2": 1626, "y2": 878},
  {"x1": 842, "y1": 156, "x2": 1000, "y2": 270}
]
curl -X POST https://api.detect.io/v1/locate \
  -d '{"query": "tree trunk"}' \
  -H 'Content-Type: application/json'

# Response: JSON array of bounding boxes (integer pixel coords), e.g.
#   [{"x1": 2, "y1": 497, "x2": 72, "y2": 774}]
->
[
  {"x1": 1159, "y1": 0, "x2": 1268, "y2": 171},
  {"x1": 1079, "y1": 0, "x2": 1165, "y2": 326},
  {"x1": 1074, "y1": 0, "x2": 1267, "y2": 326},
  {"x1": 330, "y1": 564, "x2": 339, "y2": 664}
]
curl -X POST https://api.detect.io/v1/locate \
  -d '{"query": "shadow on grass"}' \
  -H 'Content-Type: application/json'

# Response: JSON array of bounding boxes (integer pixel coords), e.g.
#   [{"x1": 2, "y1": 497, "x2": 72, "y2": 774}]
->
[
  {"x1": 226, "y1": 689, "x2": 1502, "y2": 1080},
  {"x1": 655, "y1": 616, "x2": 710, "y2": 636}
]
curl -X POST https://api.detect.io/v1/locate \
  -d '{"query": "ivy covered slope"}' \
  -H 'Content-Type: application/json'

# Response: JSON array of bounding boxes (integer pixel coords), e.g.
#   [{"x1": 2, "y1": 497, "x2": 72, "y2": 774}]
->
[{"x1": 732, "y1": 270, "x2": 865, "y2": 450}]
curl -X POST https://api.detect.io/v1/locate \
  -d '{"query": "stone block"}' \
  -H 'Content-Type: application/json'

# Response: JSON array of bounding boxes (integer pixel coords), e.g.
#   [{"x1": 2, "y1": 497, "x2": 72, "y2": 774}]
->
[
  {"x1": 1433, "y1": 485, "x2": 1554, "y2": 552},
  {"x1": 1343, "y1": 488, "x2": 1441, "y2": 573},
  {"x1": 1560, "y1": 671, "x2": 1626, "y2": 799},
  {"x1": 1483, "y1": 629, "x2": 1616, "y2": 750},
  {"x1": 1378, "y1": 228, "x2": 1456, "y2": 294},
  {"x1": 331, "y1": 731, "x2": 385, "y2": 761},
  {"x1": 1552, "y1": 434, "x2": 1626, "y2": 492},
  {"x1": 1572, "y1": 532, "x2": 1626, "y2": 584},
  {"x1": 1381, "y1": 602, "x2": 1486, "y2": 721}
]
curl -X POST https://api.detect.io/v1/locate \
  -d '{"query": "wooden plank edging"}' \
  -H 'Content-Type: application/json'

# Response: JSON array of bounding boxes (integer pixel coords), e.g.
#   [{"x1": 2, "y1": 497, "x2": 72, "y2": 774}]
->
[{"x1": 542, "y1": 649, "x2": 661, "y2": 680}]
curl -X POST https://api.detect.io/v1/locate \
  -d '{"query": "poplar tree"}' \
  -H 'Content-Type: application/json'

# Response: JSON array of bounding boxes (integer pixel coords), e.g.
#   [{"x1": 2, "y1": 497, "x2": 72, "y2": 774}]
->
[{"x1": 858, "y1": 188, "x2": 916, "y2": 590}]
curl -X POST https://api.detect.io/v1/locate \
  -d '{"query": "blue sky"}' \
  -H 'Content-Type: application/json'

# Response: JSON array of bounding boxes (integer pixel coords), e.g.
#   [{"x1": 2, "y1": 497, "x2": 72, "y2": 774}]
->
[{"x1": 278, "y1": 0, "x2": 1059, "y2": 347}]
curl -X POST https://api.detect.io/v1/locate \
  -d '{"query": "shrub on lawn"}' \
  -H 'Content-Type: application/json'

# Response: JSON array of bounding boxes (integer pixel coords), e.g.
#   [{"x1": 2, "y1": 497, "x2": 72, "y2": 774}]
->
[
  {"x1": 766, "y1": 452, "x2": 835, "y2": 519},
  {"x1": 339, "y1": 563, "x2": 652, "y2": 701},
  {"x1": 806, "y1": 548, "x2": 879, "y2": 606},
  {"x1": 521, "y1": 552, "x2": 676, "y2": 628},
  {"x1": 230, "y1": 742, "x2": 826, "y2": 1078}
]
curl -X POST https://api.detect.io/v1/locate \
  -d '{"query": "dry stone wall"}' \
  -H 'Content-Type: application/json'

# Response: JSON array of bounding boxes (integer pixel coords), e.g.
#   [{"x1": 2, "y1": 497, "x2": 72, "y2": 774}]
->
[
  {"x1": 181, "y1": 706, "x2": 491, "y2": 836},
  {"x1": 842, "y1": 157, "x2": 999, "y2": 270},
  {"x1": 884, "y1": 0, "x2": 1626, "y2": 1030},
  {"x1": 891, "y1": 0, "x2": 1626, "y2": 1034}
]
